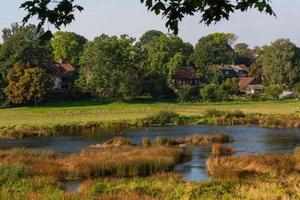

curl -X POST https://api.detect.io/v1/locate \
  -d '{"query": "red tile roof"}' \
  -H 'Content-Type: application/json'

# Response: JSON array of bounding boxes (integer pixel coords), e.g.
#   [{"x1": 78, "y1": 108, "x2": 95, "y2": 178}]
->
[
  {"x1": 53, "y1": 62, "x2": 75, "y2": 77},
  {"x1": 174, "y1": 67, "x2": 200, "y2": 80},
  {"x1": 238, "y1": 77, "x2": 255, "y2": 89}
]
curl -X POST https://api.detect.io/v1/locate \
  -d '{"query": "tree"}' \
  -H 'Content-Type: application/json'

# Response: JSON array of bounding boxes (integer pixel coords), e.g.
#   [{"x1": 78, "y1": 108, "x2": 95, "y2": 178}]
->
[
  {"x1": 234, "y1": 43, "x2": 253, "y2": 66},
  {"x1": 77, "y1": 34, "x2": 140, "y2": 99},
  {"x1": 0, "y1": 23, "x2": 53, "y2": 88},
  {"x1": 143, "y1": 34, "x2": 193, "y2": 98},
  {"x1": 235, "y1": 43, "x2": 251, "y2": 58},
  {"x1": 4, "y1": 65, "x2": 53, "y2": 105},
  {"x1": 193, "y1": 33, "x2": 236, "y2": 75},
  {"x1": 259, "y1": 39, "x2": 300, "y2": 86},
  {"x1": 51, "y1": 31, "x2": 88, "y2": 67},
  {"x1": 139, "y1": 30, "x2": 164, "y2": 46},
  {"x1": 20, "y1": 0, "x2": 274, "y2": 39}
]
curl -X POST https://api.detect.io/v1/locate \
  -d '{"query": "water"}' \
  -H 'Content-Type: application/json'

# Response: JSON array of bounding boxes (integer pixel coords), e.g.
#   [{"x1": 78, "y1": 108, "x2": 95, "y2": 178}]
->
[{"x1": 0, "y1": 125, "x2": 299, "y2": 181}]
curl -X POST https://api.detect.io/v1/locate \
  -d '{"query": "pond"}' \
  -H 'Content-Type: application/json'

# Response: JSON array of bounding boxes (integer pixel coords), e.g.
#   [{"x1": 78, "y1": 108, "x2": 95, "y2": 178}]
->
[{"x1": 0, "y1": 125, "x2": 300, "y2": 181}]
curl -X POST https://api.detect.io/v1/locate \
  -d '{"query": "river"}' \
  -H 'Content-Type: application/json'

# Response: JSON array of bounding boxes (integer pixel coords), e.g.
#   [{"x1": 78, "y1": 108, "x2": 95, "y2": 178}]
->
[{"x1": 1, "y1": 125, "x2": 300, "y2": 181}]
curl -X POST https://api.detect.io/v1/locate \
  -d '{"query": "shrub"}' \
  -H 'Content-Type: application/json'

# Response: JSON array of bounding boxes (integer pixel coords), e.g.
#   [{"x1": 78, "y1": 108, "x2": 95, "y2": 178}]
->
[
  {"x1": 177, "y1": 85, "x2": 192, "y2": 102},
  {"x1": 204, "y1": 109, "x2": 224, "y2": 118},
  {"x1": 293, "y1": 82, "x2": 300, "y2": 98},
  {"x1": 224, "y1": 110, "x2": 246, "y2": 119},
  {"x1": 200, "y1": 84, "x2": 220, "y2": 101},
  {"x1": 264, "y1": 85, "x2": 283, "y2": 100},
  {"x1": 4, "y1": 65, "x2": 53, "y2": 105},
  {"x1": 145, "y1": 111, "x2": 180, "y2": 125}
]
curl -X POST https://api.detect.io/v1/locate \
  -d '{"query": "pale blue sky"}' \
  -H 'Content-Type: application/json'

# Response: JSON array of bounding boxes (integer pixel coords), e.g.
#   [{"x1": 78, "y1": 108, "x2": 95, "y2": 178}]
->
[{"x1": 0, "y1": 0, "x2": 300, "y2": 47}]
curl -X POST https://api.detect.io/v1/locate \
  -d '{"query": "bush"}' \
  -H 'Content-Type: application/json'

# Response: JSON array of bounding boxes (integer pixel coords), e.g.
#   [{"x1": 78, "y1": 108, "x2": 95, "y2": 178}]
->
[
  {"x1": 293, "y1": 83, "x2": 300, "y2": 98},
  {"x1": 224, "y1": 110, "x2": 246, "y2": 119},
  {"x1": 204, "y1": 109, "x2": 224, "y2": 118},
  {"x1": 177, "y1": 85, "x2": 200, "y2": 102},
  {"x1": 264, "y1": 85, "x2": 283, "y2": 99},
  {"x1": 211, "y1": 144, "x2": 234, "y2": 156},
  {"x1": 200, "y1": 84, "x2": 220, "y2": 101},
  {"x1": 145, "y1": 111, "x2": 180, "y2": 125}
]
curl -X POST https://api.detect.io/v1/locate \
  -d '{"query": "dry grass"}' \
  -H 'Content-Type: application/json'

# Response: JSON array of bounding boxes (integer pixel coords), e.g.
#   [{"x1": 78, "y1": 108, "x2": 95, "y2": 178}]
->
[
  {"x1": 211, "y1": 144, "x2": 234, "y2": 156},
  {"x1": 206, "y1": 152, "x2": 298, "y2": 179},
  {"x1": 155, "y1": 134, "x2": 233, "y2": 146},
  {"x1": 0, "y1": 146, "x2": 188, "y2": 180}
]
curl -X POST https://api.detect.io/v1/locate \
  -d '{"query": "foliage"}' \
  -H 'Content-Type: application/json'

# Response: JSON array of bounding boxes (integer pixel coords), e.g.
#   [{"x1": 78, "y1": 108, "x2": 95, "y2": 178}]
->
[
  {"x1": 20, "y1": 0, "x2": 83, "y2": 40},
  {"x1": 0, "y1": 23, "x2": 53, "y2": 88},
  {"x1": 77, "y1": 34, "x2": 140, "y2": 99},
  {"x1": 193, "y1": 33, "x2": 236, "y2": 76},
  {"x1": 234, "y1": 43, "x2": 251, "y2": 58},
  {"x1": 264, "y1": 85, "x2": 283, "y2": 100},
  {"x1": 259, "y1": 39, "x2": 300, "y2": 86},
  {"x1": 177, "y1": 85, "x2": 192, "y2": 103},
  {"x1": 143, "y1": 35, "x2": 193, "y2": 98},
  {"x1": 20, "y1": 0, "x2": 274, "y2": 40},
  {"x1": 144, "y1": 111, "x2": 180, "y2": 125},
  {"x1": 4, "y1": 65, "x2": 53, "y2": 105},
  {"x1": 220, "y1": 78, "x2": 239, "y2": 96},
  {"x1": 139, "y1": 30, "x2": 164, "y2": 45},
  {"x1": 51, "y1": 31, "x2": 88, "y2": 67},
  {"x1": 293, "y1": 82, "x2": 300, "y2": 97},
  {"x1": 206, "y1": 66, "x2": 223, "y2": 84},
  {"x1": 200, "y1": 84, "x2": 220, "y2": 101}
]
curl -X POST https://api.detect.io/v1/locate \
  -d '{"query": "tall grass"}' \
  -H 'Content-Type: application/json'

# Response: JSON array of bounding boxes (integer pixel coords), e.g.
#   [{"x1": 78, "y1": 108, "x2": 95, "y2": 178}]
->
[
  {"x1": 0, "y1": 146, "x2": 189, "y2": 180},
  {"x1": 206, "y1": 151, "x2": 299, "y2": 180}
]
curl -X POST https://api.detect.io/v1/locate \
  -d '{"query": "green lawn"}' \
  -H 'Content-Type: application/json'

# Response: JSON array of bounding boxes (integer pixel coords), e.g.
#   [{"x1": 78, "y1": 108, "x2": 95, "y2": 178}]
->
[{"x1": 0, "y1": 99, "x2": 299, "y2": 128}]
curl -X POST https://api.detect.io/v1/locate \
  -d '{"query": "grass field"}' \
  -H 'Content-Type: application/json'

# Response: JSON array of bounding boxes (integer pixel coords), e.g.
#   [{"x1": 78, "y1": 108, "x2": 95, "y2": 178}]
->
[{"x1": 0, "y1": 99, "x2": 299, "y2": 128}]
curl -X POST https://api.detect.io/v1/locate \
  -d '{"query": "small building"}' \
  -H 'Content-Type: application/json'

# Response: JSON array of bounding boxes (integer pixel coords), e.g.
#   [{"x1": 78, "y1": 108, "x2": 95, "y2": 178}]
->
[
  {"x1": 238, "y1": 77, "x2": 263, "y2": 93},
  {"x1": 52, "y1": 61, "x2": 75, "y2": 92},
  {"x1": 174, "y1": 66, "x2": 203, "y2": 87}
]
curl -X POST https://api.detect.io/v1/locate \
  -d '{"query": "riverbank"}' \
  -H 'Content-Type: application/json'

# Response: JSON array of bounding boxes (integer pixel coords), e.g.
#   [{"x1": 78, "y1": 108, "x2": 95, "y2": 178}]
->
[{"x1": 1, "y1": 107, "x2": 300, "y2": 139}]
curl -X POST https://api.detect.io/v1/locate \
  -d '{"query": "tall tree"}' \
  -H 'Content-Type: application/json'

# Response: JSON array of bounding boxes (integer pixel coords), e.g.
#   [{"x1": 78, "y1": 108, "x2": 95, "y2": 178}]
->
[
  {"x1": 77, "y1": 34, "x2": 140, "y2": 99},
  {"x1": 51, "y1": 31, "x2": 88, "y2": 67},
  {"x1": 20, "y1": 0, "x2": 274, "y2": 39},
  {"x1": 143, "y1": 34, "x2": 193, "y2": 98},
  {"x1": 139, "y1": 30, "x2": 164, "y2": 46},
  {"x1": 193, "y1": 33, "x2": 236, "y2": 75},
  {"x1": 4, "y1": 65, "x2": 53, "y2": 105},
  {"x1": 0, "y1": 23, "x2": 53, "y2": 87},
  {"x1": 259, "y1": 39, "x2": 300, "y2": 86},
  {"x1": 235, "y1": 43, "x2": 251, "y2": 57}
]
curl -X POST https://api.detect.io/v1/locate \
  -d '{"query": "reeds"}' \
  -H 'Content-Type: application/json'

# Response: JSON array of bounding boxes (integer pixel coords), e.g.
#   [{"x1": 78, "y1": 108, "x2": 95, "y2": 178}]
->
[
  {"x1": 206, "y1": 153, "x2": 297, "y2": 180},
  {"x1": 211, "y1": 144, "x2": 234, "y2": 156},
  {"x1": 0, "y1": 145, "x2": 188, "y2": 180}
]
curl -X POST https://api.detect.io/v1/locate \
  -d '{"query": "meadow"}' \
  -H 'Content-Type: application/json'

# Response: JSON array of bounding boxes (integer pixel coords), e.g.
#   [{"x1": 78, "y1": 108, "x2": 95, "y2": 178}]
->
[{"x1": 0, "y1": 99, "x2": 299, "y2": 128}]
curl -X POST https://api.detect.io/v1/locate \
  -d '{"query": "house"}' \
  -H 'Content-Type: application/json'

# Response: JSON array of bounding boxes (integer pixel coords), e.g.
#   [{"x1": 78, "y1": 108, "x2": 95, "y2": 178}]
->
[
  {"x1": 238, "y1": 77, "x2": 264, "y2": 94},
  {"x1": 52, "y1": 61, "x2": 75, "y2": 92},
  {"x1": 174, "y1": 66, "x2": 203, "y2": 87},
  {"x1": 213, "y1": 64, "x2": 249, "y2": 78}
]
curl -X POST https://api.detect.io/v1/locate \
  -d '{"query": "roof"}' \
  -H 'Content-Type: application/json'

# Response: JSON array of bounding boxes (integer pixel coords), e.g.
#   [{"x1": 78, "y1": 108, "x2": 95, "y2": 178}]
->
[
  {"x1": 174, "y1": 66, "x2": 200, "y2": 80},
  {"x1": 238, "y1": 77, "x2": 256, "y2": 88},
  {"x1": 53, "y1": 62, "x2": 75, "y2": 77}
]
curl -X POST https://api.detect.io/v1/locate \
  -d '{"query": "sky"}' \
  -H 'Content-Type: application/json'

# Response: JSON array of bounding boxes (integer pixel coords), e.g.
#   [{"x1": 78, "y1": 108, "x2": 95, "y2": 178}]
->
[{"x1": 0, "y1": 0, "x2": 300, "y2": 47}]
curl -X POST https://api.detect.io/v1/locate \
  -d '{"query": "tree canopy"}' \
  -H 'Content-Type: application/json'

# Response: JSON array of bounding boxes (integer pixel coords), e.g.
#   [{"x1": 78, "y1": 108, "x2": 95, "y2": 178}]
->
[
  {"x1": 259, "y1": 39, "x2": 300, "y2": 86},
  {"x1": 193, "y1": 33, "x2": 236, "y2": 75},
  {"x1": 0, "y1": 24, "x2": 53, "y2": 86},
  {"x1": 51, "y1": 31, "x2": 87, "y2": 67},
  {"x1": 19, "y1": 0, "x2": 274, "y2": 40}
]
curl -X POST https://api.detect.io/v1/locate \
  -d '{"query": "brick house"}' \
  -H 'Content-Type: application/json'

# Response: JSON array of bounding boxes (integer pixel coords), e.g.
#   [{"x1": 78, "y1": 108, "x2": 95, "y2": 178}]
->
[{"x1": 238, "y1": 77, "x2": 264, "y2": 94}]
